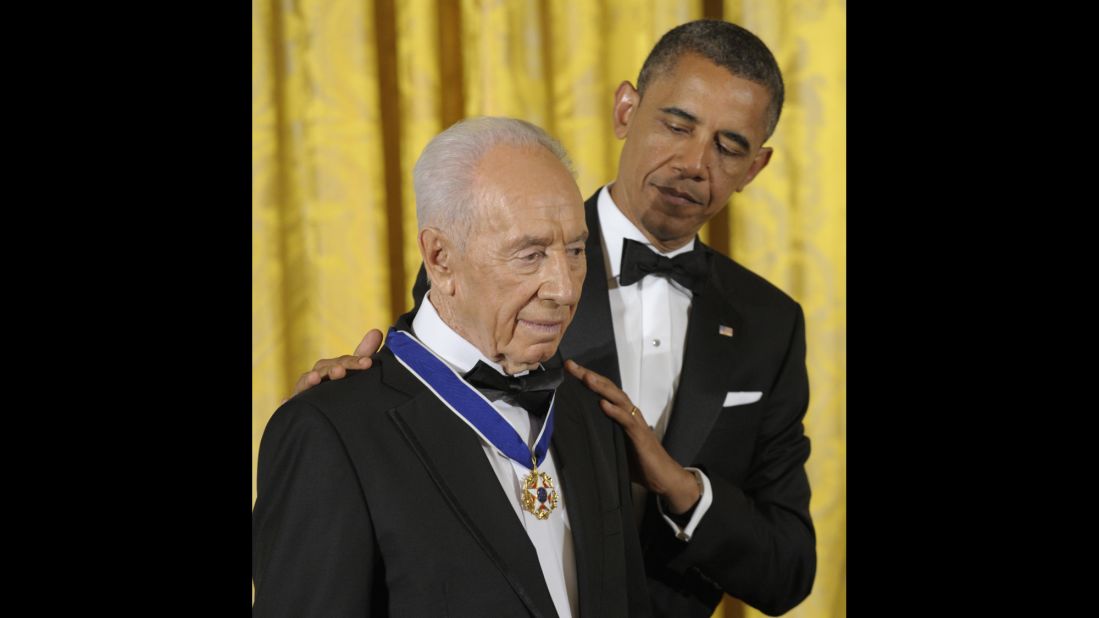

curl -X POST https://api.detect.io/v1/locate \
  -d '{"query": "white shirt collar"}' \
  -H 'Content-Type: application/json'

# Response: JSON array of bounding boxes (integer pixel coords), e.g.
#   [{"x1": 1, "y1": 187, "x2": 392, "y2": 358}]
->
[
  {"x1": 410, "y1": 292, "x2": 529, "y2": 377},
  {"x1": 596, "y1": 184, "x2": 697, "y2": 280}
]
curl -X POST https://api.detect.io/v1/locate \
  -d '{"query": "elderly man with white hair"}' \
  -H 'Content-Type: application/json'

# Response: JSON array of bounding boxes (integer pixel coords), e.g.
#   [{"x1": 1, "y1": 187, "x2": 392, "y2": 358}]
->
[{"x1": 252, "y1": 116, "x2": 649, "y2": 617}]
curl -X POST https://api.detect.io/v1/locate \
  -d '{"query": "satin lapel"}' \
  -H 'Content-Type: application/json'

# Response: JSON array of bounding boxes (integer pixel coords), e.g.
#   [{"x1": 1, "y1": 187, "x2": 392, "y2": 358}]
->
[
  {"x1": 548, "y1": 380, "x2": 603, "y2": 617},
  {"x1": 661, "y1": 247, "x2": 744, "y2": 466},
  {"x1": 561, "y1": 191, "x2": 621, "y2": 386},
  {"x1": 381, "y1": 354, "x2": 560, "y2": 618}
]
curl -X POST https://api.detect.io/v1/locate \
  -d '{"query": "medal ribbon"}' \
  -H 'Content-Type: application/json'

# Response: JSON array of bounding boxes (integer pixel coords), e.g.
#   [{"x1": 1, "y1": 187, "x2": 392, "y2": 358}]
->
[{"x1": 386, "y1": 329, "x2": 554, "y2": 469}]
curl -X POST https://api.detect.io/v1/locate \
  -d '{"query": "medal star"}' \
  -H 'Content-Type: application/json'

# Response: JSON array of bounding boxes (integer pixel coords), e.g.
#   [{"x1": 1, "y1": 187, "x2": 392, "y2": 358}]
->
[{"x1": 521, "y1": 470, "x2": 559, "y2": 520}]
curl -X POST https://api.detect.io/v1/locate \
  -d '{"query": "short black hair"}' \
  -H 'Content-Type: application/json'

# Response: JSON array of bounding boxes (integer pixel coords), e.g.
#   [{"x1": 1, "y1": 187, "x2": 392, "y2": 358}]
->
[{"x1": 637, "y1": 19, "x2": 785, "y2": 140}]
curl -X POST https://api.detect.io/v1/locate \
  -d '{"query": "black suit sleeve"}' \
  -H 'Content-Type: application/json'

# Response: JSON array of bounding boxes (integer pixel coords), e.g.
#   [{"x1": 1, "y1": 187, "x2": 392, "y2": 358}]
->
[
  {"x1": 664, "y1": 305, "x2": 815, "y2": 616},
  {"x1": 613, "y1": 420, "x2": 652, "y2": 617},
  {"x1": 252, "y1": 400, "x2": 383, "y2": 617}
]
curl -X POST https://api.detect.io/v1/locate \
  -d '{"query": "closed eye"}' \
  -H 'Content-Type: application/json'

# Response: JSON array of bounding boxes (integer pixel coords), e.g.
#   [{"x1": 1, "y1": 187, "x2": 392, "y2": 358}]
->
[
  {"x1": 665, "y1": 121, "x2": 689, "y2": 135},
  {"x1": 716, "y1": 140, "x2": 743, "y2": 157}
]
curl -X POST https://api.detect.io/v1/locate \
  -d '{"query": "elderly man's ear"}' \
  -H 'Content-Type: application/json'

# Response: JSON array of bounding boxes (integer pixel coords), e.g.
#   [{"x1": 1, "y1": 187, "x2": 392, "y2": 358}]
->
[{"x1": 419, "y1": 227, "x2": 457, "y2": 296}]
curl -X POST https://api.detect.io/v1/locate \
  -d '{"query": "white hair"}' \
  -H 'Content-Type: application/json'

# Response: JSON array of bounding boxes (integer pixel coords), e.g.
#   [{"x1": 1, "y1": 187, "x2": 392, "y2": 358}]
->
[{"x1": 412, "y1": 116, "x2": 575, "y2": 248}]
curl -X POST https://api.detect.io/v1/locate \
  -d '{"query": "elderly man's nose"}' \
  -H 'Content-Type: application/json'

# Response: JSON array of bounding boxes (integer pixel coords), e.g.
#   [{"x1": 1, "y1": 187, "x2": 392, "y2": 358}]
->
[{"x1": 540, "y1": 253, "x2": 578, "y2": 303}]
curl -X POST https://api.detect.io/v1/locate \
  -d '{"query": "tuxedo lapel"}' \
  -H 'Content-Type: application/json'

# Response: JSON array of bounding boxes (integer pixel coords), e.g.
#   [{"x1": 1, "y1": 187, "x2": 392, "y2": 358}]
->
[
  {"x1": 379, "y1": 352, "x2": 560, "y2": 618},
  {"x1": 561, "y1": 192, "x2": 621, "y2": 386},
  {"x1": 661, "y1": 246, "x2": 744, "y2": 466},
  {"x1": 549, "y1": 381, "x2": 604, "y2": 617},
  {"x1": 561, "y1": 194, "x2": 741, "y2": 469}
]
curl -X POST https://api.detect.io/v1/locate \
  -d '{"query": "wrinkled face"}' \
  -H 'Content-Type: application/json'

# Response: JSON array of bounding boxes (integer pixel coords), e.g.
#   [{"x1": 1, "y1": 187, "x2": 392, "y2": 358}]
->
[
  {"x1": 611, "y1": 53, "x2": 775, "y2": 250},
  {"x1": 448, "y1": 144, "x2": 587, "y2": 373}
]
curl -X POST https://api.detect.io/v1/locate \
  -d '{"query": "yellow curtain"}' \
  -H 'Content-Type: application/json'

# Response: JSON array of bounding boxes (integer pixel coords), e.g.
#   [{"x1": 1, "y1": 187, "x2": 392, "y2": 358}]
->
[
  {"x1": 718, "y1": 2, "x2": 846, "y2": 617},
  {"x1": 252, "y1": 2, "x2": 845, "y2": 616}
]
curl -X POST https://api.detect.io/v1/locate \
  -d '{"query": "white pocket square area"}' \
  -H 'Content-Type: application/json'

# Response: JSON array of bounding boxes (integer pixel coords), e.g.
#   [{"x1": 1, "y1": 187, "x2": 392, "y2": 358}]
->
[{"x1": 723, "y1": 391, "x2": 762, "y2": 407}]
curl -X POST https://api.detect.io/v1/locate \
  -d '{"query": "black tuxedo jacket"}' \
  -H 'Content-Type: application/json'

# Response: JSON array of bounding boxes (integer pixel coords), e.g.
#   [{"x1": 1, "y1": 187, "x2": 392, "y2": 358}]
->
[
  {"x1": 411, "y1": 190, "x2": 815, "y2": 616},
  {"x1": 253, "y1": 321, "x2": 649, "y2": 616}
]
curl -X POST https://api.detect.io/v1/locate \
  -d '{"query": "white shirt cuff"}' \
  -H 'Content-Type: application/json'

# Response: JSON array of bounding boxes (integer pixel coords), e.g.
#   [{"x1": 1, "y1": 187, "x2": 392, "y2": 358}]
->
[{"x1": 657, "y1": 467, "x2": 713, "y2": 542}]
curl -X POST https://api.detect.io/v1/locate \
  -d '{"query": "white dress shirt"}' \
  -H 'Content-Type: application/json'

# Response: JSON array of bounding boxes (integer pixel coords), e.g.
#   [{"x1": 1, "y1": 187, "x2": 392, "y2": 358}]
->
[
  {"x1": 598, "y1": 185, "x2": 714, "y2": 541},
  {"x1": 411, "y1": 294, "x2": 578, "y2": 618}
]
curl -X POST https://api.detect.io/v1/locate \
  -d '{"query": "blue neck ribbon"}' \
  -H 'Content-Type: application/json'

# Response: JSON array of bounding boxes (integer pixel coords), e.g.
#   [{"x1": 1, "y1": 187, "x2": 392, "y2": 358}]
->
[{"x1": 386, "y1": 329, "x2": 554, "y2": 469}]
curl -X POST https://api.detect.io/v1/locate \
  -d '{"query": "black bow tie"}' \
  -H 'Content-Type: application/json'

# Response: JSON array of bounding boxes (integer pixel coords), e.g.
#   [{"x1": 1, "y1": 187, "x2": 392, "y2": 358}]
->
[
  {"x1": 618, "y1": 238, "x2": 710, "y2": 293},
  {"x1": 462, "y1": 358, "x2": 563, "y2": 418}
]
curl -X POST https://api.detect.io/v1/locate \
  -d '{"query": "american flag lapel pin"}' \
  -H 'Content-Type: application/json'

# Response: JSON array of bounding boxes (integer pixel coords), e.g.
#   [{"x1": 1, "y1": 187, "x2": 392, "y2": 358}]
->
[{"x1": 718, "y1": 325, "x2": 734, "y2": 337}]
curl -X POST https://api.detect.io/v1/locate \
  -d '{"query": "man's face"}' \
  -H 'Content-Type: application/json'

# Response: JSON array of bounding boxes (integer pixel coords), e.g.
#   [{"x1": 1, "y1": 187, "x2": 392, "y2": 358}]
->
[
  {"x1": 447, "y1": 144, "x2": 587, "y2": 373},
  {"x1": 611, "y1": 52, "x2": 775, "y2": 250}
]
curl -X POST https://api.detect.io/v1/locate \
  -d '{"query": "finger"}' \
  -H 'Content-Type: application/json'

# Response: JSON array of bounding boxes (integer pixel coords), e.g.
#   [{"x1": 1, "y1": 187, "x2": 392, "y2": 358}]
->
[
  {"x1": 564, "y1": 359, "x2": 589, "y2": 381},
  {"x1": 565, "y1": 358, "x2": 612, "y2": 383},
  {"x1": 566, "y1": 361, "x2": 643, "y2": 428},
  {"x1": 599, "y1": 397, "x2": 632, "y2": 424},
  {"x1": 337, "y1": 355, "x2": 373, "y2": 370},
  {"x1": 310, "y1": 357, "x2": 340, "y2": 373},
  {"x1": 566, "y1": 360, "x2": 631, "y2": 406},
  {"x1": 565, "y1": 358, "x2": 612, "y2": 380},
  {"x1": 333, "y1": 355, "x2": 373, "y2": 370},
  {"x1": 565, "y1": 360, "x2": 601, "y2": 392},
  {"x1": 321, "y1": 355, "x2": 377, "y2": 380},
  {"x1": 311, "y1": 355, "x2": 369, "y2": 374},
  {"x1": 354, "y1": 329, "x2": 384, "y2": 357},
  {"x1": 600, "y1": 398, "x2": 648, "y2": 435},
  {"x1": 585, "y1": 373, "x2": 633, "y2": 409},
  {"x1": 291, "y1": 370, "x2": 322, "y2": 396}
]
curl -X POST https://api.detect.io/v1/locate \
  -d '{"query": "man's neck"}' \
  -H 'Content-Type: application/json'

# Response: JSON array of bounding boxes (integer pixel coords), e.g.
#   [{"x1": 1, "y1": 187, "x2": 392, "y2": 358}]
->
[
  {"x1": 426, "y1": 293, "x2": 537, "y2": 376},
  {"x1": 607, "y1": 181, "x2": 695, "y2": 253}
]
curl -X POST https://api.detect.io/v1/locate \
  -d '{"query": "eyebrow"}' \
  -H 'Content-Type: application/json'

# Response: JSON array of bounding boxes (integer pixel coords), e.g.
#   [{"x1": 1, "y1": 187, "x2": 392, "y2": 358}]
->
[
  {"x1": 660, "y1": 106, "x2": 699, "y2": 124},
  {"x1": 507, "y1": 230, "x2": 589, "y2": 252},
  {"x1": 659, "y1": 106, "x2": 752, "y2": 151},
  {"x1": 508, "y1": 234, "x2": 553, "y2": 252}
]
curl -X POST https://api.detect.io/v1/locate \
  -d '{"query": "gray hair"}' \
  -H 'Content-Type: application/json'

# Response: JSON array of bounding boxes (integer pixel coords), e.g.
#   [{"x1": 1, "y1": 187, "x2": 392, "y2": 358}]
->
[{"x1": 413, "y1": 116, "x2": 575, "y2": 249}]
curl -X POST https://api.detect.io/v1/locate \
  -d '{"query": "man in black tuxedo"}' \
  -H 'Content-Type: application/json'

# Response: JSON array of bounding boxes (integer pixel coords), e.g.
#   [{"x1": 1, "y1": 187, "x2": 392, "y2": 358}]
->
[
  {"x1": 253, "y1": 117, "x2": 648, "y2": 617},
  {"x1": 293, "y1": 20, "x2": 814, "y2": 617}
]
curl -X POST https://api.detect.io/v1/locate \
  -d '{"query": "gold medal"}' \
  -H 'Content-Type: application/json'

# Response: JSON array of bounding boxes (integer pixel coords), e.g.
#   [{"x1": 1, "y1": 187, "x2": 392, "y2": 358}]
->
[{"x1": 521, "y1": 454, "x2": 559, "y2": 520}]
